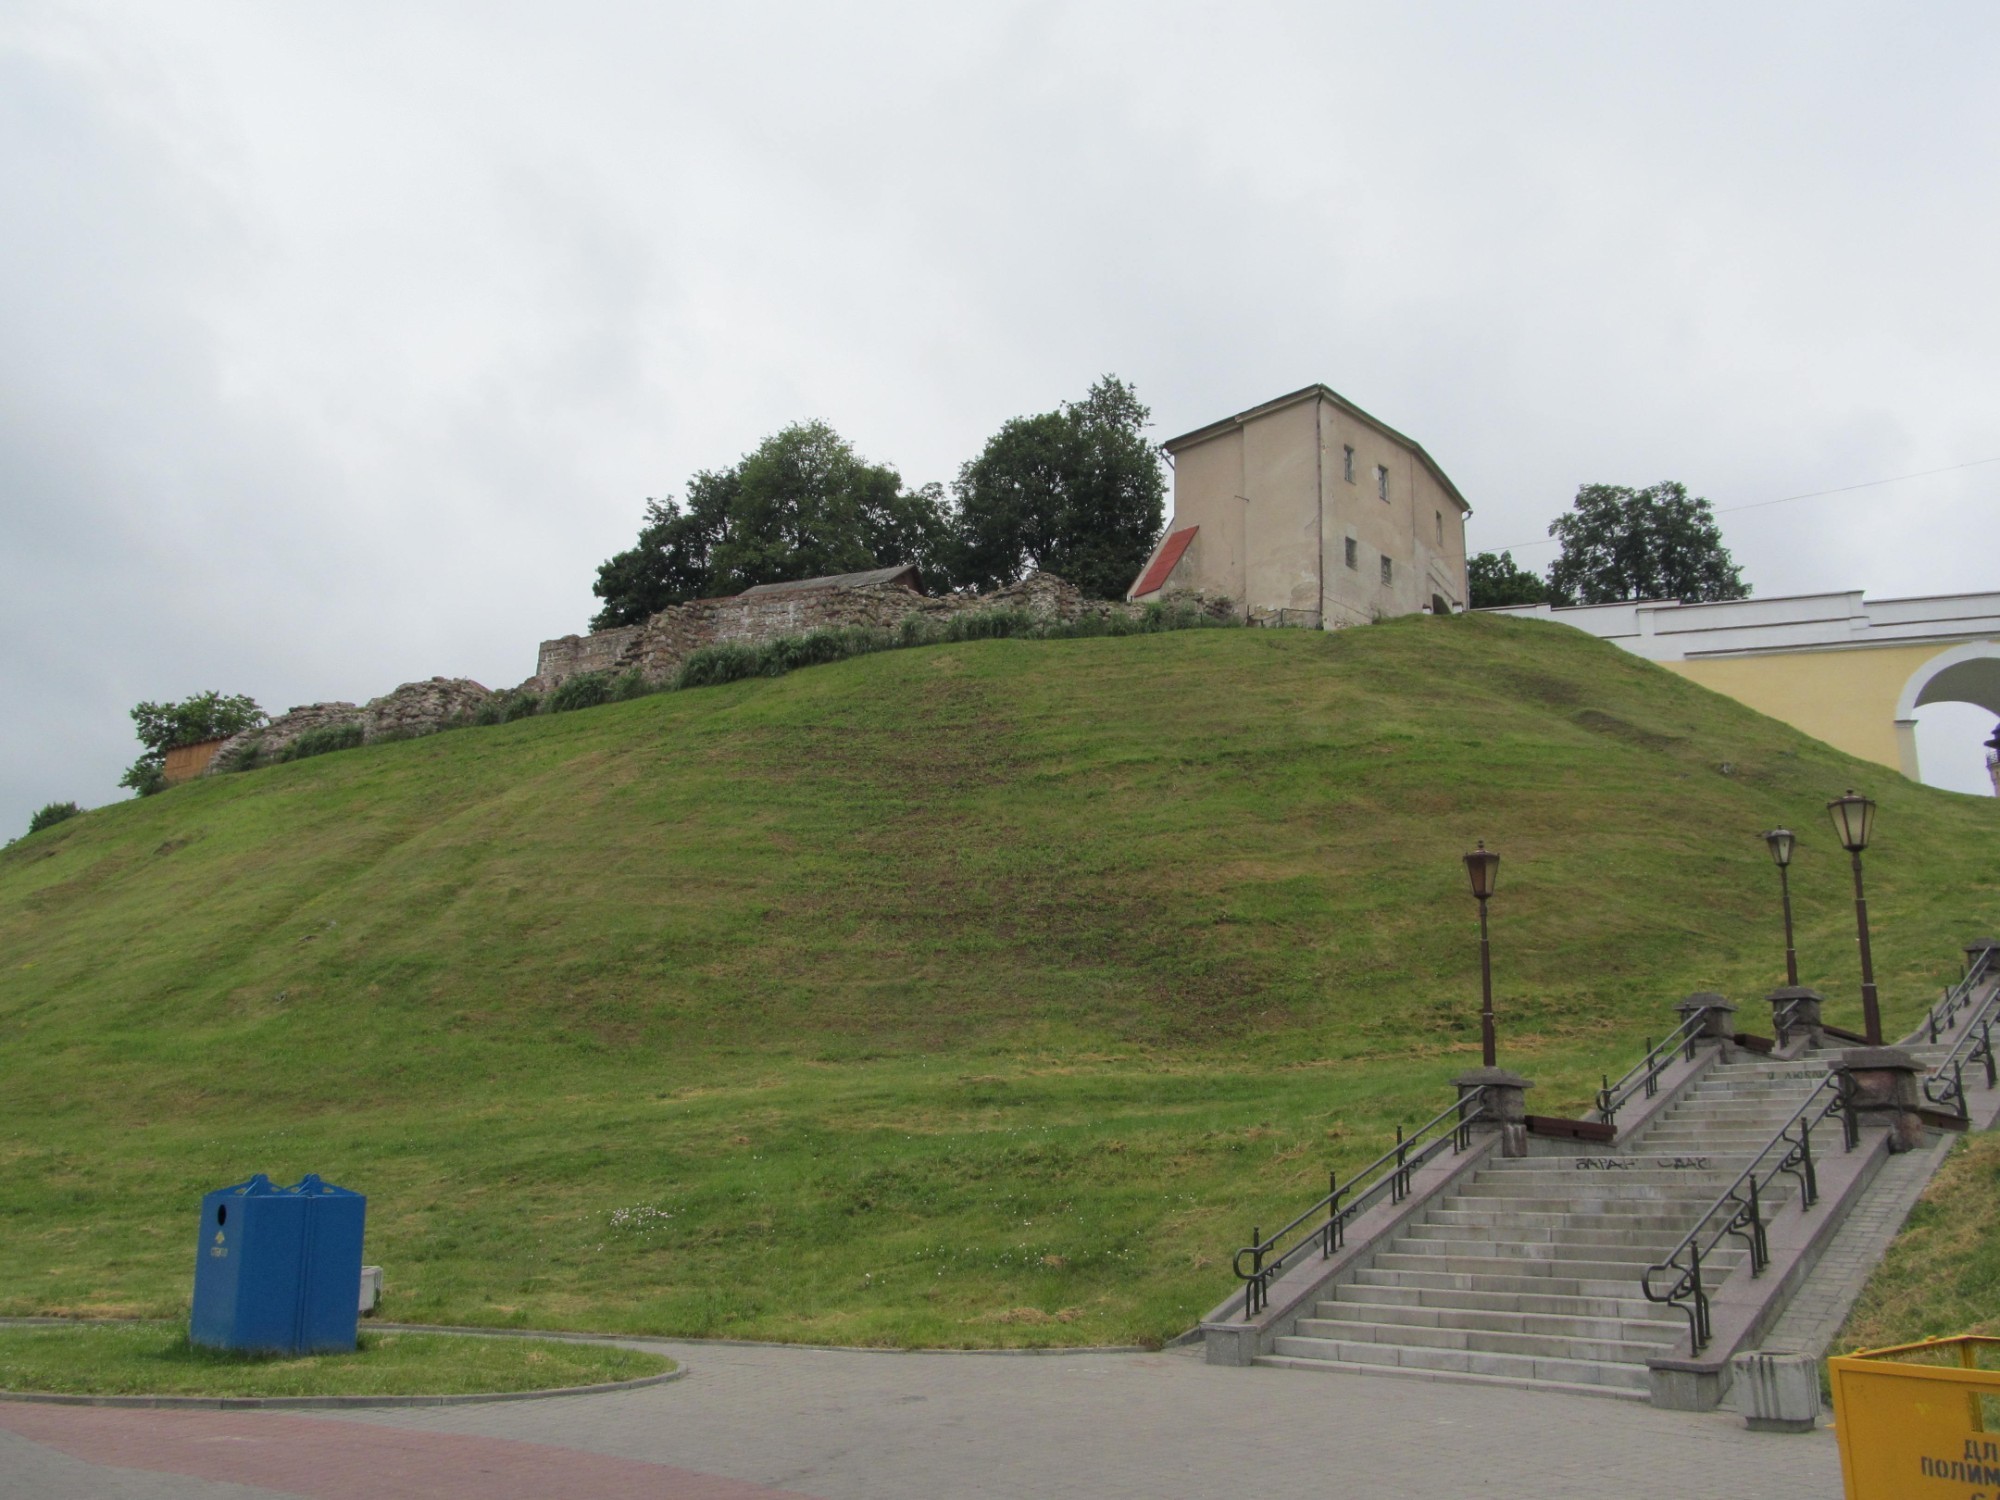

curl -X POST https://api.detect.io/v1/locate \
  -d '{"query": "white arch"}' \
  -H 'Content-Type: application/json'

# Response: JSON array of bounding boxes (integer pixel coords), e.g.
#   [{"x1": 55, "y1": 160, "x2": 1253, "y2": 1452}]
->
[{"x1": 1892, "y1": 641, "x2": 2000, "y2": 782}]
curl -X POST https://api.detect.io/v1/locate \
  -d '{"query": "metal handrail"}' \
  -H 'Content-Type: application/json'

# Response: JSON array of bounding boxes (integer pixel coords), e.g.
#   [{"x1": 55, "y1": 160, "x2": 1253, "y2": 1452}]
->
[
  {"x1": 1640, "y1": 1070, "x2": 1859, "y2": 1351},
  {"x1": 1232, "y1": 1091, "x2": 1488, "y2": 1320},
  {"x1": 1772, "y1": 993, "x2": 1815, "y2": 1046},
  {"x1": 1924, "y1": 946, "x2": 1996, "y2": 1045},
  {"x1": 1923, "y1": 957, "x2": 2000, "y2": 1121},
  {"x1": 1595, "y1": 1008, "x2": 1714, "y2": 1124}
]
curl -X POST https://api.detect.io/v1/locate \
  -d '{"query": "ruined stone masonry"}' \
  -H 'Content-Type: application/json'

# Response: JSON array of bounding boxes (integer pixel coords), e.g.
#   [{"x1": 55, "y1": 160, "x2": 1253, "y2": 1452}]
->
[
  {"x1": 201, "y1": 565, "x2": 1231, "y2": 777},
  {"x1": 531, "y1": 566, "x2": 1224, "y2": 693},
  {"x1": 209, "y1": 677, "x2": 494, "y2": 770}
]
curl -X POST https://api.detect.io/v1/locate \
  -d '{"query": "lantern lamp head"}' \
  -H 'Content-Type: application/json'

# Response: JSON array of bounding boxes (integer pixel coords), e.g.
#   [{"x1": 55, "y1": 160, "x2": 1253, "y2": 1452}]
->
[
  {"x1": 1826, "y1": 790, "x2": 1876, "y2": 854},
  {"x1": 1463, "y1": 841, "x2": 1501, "y2": 901},
  {"x1": 1762, "y1": 828, "x2": 1795, "y2": 869}
]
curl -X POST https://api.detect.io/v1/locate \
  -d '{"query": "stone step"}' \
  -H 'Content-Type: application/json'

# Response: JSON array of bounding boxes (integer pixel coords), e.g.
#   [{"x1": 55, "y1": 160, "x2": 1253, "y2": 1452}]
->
[
  {"x1": 1652, "y1": 1102, "x2": 1810, "y2": 1117},
  {"x1": 1425, "y1": 1206, "x2": 1710, "y2": 1234},
  {"x1": 1370, "y1": 1250, "x2": 1745, "y2": 1284},
  {"x1": 1472, "y1": 1166, "x2": 1761, "y2": 1187},
  {"x1": 1388, "y1": 1233, "x2": 1694, "y2": 1261},
  {"x1": 1265, "y1": 1333, "x2": 1651, "y2": 1393},
  {"x1": 1292, "y1": 1314, "x2": 1670, "y2": 1367},
  {"x1": 1310, "y1": 1297, "x2": 1682, "y2": 1347},
  {"x1": 1448, "y1": 1192, "x2": 1728, "y2": 1216},
  {"x1": 1400, "y1": 1232, "x2": 1696, "y2": 1256},
  {"x1": 1344, "y1": 1270, "x2": 1676, "y2": 1320},
  {"x1": 1251, "y1": 1352, "x2": 1650, "y2": 1402},
  {"x1": 1630, "y1": 1136, "x2": 1794, "y2": 1151}
]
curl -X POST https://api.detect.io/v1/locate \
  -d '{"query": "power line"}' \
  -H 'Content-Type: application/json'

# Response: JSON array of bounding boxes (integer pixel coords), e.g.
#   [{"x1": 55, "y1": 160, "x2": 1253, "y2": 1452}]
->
[{"x1": 1485, "y1": 455, "x2": 2000, "y2": 553}]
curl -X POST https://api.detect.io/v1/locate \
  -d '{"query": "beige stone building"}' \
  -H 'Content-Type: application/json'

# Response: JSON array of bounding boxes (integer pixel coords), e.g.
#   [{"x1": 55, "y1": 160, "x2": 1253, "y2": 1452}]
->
[{"x1": 1128, "y1": 385, "x2": 1472, "y2": 627}]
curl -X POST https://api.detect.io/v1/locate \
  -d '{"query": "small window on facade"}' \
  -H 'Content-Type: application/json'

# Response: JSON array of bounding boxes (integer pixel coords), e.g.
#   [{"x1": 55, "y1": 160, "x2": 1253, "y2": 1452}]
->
[
  {"x1": 1436, "y1": 510, "x2": 1444, "y2": 545},
  {"x1": 1380, "y1": 556, "x2": 1393, "y2": 585},
  {"x1": 1344, "y1": 537, "x2": 1357, "y2": 569},
  {"x1": 1343, "y1": 445, "x2": 1355, "y2": 484},
  {"x1": 1376, "y1": 465, "x2": 1389, "y2": 501}
]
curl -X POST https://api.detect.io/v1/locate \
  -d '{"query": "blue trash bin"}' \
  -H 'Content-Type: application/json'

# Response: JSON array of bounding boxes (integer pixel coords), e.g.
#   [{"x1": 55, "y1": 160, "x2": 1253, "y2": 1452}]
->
[{"x1": 190, "y1": 1173, "x2": 367, "y2": 1354}]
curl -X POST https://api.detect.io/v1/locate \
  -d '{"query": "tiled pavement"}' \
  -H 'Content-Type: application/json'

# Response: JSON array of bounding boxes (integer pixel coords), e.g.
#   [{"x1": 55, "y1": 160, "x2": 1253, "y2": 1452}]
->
[{"x1": 1, "y1": 1339, "x2": 1841, "y2": 1499}]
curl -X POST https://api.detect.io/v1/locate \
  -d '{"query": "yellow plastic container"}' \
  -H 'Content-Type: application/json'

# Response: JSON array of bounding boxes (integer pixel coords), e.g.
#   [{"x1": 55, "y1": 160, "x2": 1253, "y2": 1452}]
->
[{"x1": 1829, "y1": 1335, "x2": 2000, "y2": 1499}]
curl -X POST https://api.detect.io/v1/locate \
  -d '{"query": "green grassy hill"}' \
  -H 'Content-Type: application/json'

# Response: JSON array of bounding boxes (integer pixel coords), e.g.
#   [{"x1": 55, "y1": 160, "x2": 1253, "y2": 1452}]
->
[{"x1": 2, "y1": 615, "x2": 1995, "y2": 1346}]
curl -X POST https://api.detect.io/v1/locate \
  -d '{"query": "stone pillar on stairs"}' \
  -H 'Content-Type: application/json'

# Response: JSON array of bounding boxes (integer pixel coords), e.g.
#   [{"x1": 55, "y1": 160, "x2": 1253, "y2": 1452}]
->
[
  {"x1": 1677, "y1": 992, "x2": 1737, "y2": 1056},
  {"x1": 1766, "y1": 987, "x2": 1824, "y2": 1049},
  {"x1": 1453, "y1": 1068, "x2": 1533, "y2": 1158},
  {"x1": 1837, "y1": 1048, "x2": 1926, "y2": 1153}
]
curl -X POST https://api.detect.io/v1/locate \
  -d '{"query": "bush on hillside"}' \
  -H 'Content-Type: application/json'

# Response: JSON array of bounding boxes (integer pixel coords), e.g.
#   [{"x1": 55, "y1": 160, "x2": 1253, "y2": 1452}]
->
[
  {"x1": 547, "y1": 673, "x2": 615, "y2": 714},
  {"x1": 673, "y1": 644, "x2": 766, "y2": 690},
  {"x1": 473, "y1": 691, "x2": 544, "y2": 725},
  {"x1": 276, "y1": 722, "x2": 365, "y2": 763},
  {"x1": 26, "y1": 802, "x2": 82, "y2": 837}
]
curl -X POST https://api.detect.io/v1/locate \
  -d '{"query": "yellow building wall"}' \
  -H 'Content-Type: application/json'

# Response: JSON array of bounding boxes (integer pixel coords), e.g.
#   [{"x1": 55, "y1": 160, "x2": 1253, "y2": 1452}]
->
[{"x1": 1664, "y1": 642, "x2": 1956, "y2": 778}]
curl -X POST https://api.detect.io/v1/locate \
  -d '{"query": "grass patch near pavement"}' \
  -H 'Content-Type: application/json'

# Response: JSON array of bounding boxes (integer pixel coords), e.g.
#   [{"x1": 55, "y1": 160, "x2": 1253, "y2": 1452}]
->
[
  {"x1": 0, "y1": 1322, "x2": 670, "y2": 1398},
  {"x1": 2, "y1": 615, "x2": 1995, "y2": 1348},
  {"x1": 1835, "y1": 1128, "x2": 2000, "y2": 1351}
]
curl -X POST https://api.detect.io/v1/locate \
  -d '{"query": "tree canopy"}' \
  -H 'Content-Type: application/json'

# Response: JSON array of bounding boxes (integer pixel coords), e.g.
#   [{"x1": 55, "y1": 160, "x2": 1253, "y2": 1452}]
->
[
  {"x1": 591, "y1": 423, "x2": 953, "y2": 630},
  {"x1": 953, "y1": 375, "x2": 1165, "y2": 601},
  {"x1": 120, "y1": 691, "x2": 265, "y2": 796},
  {"x1": 1467, "y1": 550, "x2": 1549, "y2": 609},
  {"x1": 1545, "y1": 482, "x2": 1749, "y2": 606}
]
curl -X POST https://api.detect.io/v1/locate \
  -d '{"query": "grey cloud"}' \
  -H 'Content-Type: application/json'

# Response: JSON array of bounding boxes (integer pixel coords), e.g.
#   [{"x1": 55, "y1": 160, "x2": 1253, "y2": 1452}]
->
[{"x1": 4, "y1": 0, "x2": 1998, "y2": 834}]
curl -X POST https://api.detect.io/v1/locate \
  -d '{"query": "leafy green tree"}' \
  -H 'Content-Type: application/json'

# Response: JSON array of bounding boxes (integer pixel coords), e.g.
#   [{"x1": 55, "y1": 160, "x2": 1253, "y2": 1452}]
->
[
  {"x1": 1546, "y1": 482, "x2": 1749, "y2": 606},
  {"x1": 589, "y1": 493, "x2": 728, "y2": 628},
  {"x1": 954, "y1": 375, "x2": 1166, "y2": 600},
  {"x1": 591, "y1": 423, "x2": 954, "y2": 629},
  {"x1": 25, "y1": 801, "x2": 82, "y2": 836},
  {"x1": 119, "y1": 691, "x2": 265, "y2": 796},
  {"x1": 1467, "y1": 550, "x2": 1549, "y2": 608}
]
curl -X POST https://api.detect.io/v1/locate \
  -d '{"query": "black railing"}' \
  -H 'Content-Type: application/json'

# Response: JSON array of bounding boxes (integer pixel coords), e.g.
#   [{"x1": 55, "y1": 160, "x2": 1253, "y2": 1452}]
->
[
  {"x1": 1640, "y1": 1071, "x2": 1859, "y2": 1351},
  {"x1": 1924, "y1": 955, "x2": 2000, "y2": 1122},
  {"x1": 1924, "y1": 946, "x2": 1995, "y2": 1045},
  {"x1": 1595, "y1": 1008, "x2": 1714, "y2": 1125},
  {"x1": 1232, "y1": 1091, "x2": 1488, "y2": 1320},
  {"x1": 1772, "y1": 994, "x2": 1814, "y2": 1047}
]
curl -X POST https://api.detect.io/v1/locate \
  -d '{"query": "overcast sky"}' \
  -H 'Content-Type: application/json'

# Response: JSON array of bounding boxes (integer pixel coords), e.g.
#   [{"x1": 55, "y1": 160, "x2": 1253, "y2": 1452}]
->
[{"x1": 4, "y1": 0, "x2": 1998, "y2": 836}]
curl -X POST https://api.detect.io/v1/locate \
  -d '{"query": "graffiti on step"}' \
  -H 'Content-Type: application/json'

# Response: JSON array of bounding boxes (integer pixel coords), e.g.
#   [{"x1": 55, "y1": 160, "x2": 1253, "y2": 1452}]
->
[{"x1": 1572, "y1": 1156, "x2": 1711, "y2": 1171}]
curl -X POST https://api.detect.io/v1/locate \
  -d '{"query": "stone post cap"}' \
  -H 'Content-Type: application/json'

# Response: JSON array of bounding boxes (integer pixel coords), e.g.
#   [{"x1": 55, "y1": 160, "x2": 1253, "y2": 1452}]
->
[
  {"x1": 1965, "y1": 937, "x2": 2000, "y2": 956},
  {"x1": 1765, "y1": 986, "x2": 1824, "y2": 1003},
  {"x1": 1678, "y1": 991, "x2": 1735, "y2": 1014},
  {"x1": 1451, "y1": 1067, "x2": 1535, "y2": 1090},
  {"x1": 1838, "y1": 1046, "x2": 1922, "y2": 1072}
]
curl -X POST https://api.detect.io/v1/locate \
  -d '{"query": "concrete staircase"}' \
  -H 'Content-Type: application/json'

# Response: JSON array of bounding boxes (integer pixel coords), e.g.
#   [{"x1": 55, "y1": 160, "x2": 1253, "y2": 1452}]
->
[{"x1": 1257, "y1": 1057, "x2": 1834, "y2": 1399}]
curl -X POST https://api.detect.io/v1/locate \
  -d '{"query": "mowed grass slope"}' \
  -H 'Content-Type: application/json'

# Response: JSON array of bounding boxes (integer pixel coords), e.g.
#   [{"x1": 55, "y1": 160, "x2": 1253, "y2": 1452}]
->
[{"x1": 2, "y1": 614, "x2": 1995, "y2": 1346}]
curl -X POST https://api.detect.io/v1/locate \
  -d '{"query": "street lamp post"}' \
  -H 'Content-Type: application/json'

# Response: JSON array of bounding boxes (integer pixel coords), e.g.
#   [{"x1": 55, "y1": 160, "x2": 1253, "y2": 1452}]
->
[
  {"x1": 1762, "y1": 828, "x2": 1799, "y2": 987},
  {"x1": 1463, "y1": 841, "x2": 1501, "y2": 1068},
  {"x1": 1826, "y1": 790, "x2": 1882, "y2": 1046}
]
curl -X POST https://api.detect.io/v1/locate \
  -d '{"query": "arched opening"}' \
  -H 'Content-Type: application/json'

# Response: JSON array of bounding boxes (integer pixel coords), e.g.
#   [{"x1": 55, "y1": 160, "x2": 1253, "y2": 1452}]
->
[{"x1": 1895, "y1": 643, "x2": 2000, "y2": 795}]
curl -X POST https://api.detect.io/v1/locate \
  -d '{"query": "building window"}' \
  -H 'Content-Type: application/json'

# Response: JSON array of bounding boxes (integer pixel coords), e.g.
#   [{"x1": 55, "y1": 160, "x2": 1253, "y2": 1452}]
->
[
  {"x1": 1380, "y1": 556, "x2": 1393, "y2": 586},
  {"x1": 1376, "y1": 465, "x2": 1389, "y2": 501},
  {"x1": 1435, "y1": 511, "x2": 1444, "y2": 545},
  {"x1": 1343, "y1": 445, "x2": 1355, "y2": 484},
  {"x1": 1344, "y1": 537, "x2": 1357, "y2": 569}
]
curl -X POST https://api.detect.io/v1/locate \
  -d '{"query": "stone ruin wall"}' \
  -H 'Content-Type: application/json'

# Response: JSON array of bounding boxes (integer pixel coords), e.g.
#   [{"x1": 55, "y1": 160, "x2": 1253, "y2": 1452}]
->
[
  {"x1": 209, "y1": 677, "x2": 494, "y2": 770},
  {"x1": 530, "y1": 571, "x2": 1186, "y2": 693},
  {"x1": 197, "y1": 571, "x2": 1235, "y2": 778}
]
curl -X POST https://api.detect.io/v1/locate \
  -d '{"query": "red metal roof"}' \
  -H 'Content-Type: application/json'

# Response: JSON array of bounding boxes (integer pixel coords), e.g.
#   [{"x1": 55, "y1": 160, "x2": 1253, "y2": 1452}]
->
[{"x1": 1129, "y1": 526, "x2": 1198, "y2": 598}]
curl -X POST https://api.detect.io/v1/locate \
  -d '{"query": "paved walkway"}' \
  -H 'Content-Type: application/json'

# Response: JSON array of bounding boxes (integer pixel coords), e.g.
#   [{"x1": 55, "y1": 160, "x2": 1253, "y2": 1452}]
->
[{"x1": 1, "y1": 1340, "x2": 1841, "y2": 1500}]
